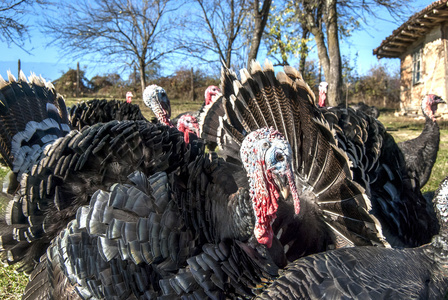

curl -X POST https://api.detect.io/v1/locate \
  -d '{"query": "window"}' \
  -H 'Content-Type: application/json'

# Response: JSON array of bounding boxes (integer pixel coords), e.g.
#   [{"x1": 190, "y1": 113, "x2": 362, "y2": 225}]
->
[{"x1": 412, "y1": 47, "x2": 422, "y2": 85}]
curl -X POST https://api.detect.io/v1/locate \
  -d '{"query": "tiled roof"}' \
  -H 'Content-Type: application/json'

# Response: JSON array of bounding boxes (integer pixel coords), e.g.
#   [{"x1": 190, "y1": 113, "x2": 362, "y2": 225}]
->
[{"x1": 373, "y1": 0, "x2": 448, "y2": 58}]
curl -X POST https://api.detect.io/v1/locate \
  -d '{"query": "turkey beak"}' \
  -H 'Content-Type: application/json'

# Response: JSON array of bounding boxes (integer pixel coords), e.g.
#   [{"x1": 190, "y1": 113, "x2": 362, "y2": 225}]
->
[
  {"x1": 160, "y1": 93, "x2": 171, "y2": 118},
  {"x1": 192, "y1": 125, "x2": 199, "y2": 136},
  {"x1": 273, "y1": 163, "x2": 300, "y2": 215},
  {"x1": 280, "y1": 186, "x2": 290, "y2": 200},
  {"x1": 276, "y1": 175, "x2": 290, "y2": 200}
]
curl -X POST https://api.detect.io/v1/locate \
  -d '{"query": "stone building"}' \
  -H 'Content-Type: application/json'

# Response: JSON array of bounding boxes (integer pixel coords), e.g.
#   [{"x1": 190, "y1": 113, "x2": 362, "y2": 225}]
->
[{"x1": 373, "y1": 0, "x2": 448, "y2": 116}]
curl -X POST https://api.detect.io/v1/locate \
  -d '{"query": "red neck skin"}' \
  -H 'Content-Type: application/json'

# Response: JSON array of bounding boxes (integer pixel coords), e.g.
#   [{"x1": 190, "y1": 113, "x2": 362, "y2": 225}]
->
[
  {"x1": 158, "y1": 111, "x2": 173, "y2": 127},
  {"x1": 318, "y1": 92, "x2": 326, "y2": 107},
  {"x1": 253, "y1": 161, "x2": 279, "y2": 248},
  {"x1": 177, "y1": 123, "x2": 198, "y2": 144}
]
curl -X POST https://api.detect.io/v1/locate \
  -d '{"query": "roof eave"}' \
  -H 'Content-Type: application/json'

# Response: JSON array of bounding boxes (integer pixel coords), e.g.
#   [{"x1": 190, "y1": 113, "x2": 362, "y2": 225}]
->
[{"x1": 374, "y1": 0, "x2": 448, "y2": 59}]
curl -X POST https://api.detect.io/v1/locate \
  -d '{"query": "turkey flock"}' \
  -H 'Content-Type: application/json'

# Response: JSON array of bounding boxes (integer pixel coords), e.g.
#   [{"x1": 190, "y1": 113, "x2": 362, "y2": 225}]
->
[{"x1": 0, "y1": 61, "x2": 446, "y2": 299}]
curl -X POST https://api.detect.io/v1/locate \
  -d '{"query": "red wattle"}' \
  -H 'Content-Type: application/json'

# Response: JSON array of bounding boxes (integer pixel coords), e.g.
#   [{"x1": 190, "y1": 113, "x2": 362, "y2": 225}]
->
[{"x1": 253, "y1": 161, "x2": 279, "y2": 248}]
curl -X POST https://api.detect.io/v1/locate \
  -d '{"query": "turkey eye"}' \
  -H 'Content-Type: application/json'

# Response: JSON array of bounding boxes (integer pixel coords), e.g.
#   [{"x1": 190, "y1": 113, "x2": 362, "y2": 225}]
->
[
  {"x1": 263, "y1": 142, "x2": 269, "y2": 148},
  {"x1": 276, "y1": 152, "x2": 284, "y2": 162}
]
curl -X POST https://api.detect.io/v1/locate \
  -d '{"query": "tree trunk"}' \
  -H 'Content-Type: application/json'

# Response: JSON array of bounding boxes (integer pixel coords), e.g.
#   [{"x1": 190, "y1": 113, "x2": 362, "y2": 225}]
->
[
  {"x1": 139, "y1": 61, "x2": 147, "y2": 96},
  {"x1": 247, "y1": 0, "x2": 272, "y2": 68},
  {"x1": 311, "y1": 28, "x2": 330, "y2": 81},
  {"x1": 298, "y1": 26, "x2": 309, "y2": 75},
  {"x1": 325, "y1": 0, "x2": 342, "y2": 106},
  {"x1": 301, "y1": 0, "x2": 343, "y2": 106},
  {"x1": 77, "y1": 62, "x2": 80, "y2": 97},
  {"x1": 191, "y1": 67, "x2": 195, "y2": 101}
]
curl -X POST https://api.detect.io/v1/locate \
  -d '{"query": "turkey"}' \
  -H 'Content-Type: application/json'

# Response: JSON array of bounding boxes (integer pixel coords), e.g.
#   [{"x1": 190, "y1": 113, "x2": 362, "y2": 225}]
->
[
  {"x1": 19, "y1": 61, "x2": 388, "y2": 299},
  {"x1": 126, "y1": 91, "x2": 133, "y2": 103},
  {"x1": 0, "y1": 72, "x2": 195, "y2": 273},
  {"x1": 205, "y1": 85, "x2": 222, "y2": 105},
  {"x1": 200, "y1": 61, "x2": 438, "y2": 248},
  {"x1": 397, "y1": 94, "x2": 445, "y2": 189},
  {"x1": 143, "y1": 84, "x2": 173, "y2": 126},
  {"x1": 68, "y1": 98, "x2": 147, "y2": 130},
  {"x1": 143, "y1": 84, "x2": 199, "y2": 143},
  {"x1": 143, "y1": 84, "x2": 221, "y2": 127},
  {"x1": 350, "y1": 102, "x2": 380, "y2": 118},
  {"x1": 318, "y1": 81, "x2": 328, "y2": 107},
  {"x1": 171, "y1": 85, "x2": 222, "y2": 125},
  {"x1": 317, "y1": 103, "x2": 440, "y2": 247},
  {"x1": 144, "y1": 84, "x2": 219, "y2": 146},
  {"x1": 256, "y1": 175, "x2": 448, "y2": 300},
  {"x1": 175, "y1": 114, "x2": 199, "y2": 144}
]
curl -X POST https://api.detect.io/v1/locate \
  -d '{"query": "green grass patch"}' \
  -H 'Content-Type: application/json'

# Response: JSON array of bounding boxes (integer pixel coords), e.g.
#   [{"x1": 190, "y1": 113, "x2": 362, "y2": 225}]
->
[
  {"x1": 378, "y1": 113, "x2": 448, "y2": 193},
  {"x1": 0, "y1": 264, "x2": 28, "y2": 299}
]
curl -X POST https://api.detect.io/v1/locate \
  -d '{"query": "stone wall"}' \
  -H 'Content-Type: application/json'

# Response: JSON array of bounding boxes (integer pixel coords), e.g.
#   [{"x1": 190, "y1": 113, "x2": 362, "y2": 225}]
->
[{"x1": 399, "y1": 25, "x2": 448, "y2": 118}]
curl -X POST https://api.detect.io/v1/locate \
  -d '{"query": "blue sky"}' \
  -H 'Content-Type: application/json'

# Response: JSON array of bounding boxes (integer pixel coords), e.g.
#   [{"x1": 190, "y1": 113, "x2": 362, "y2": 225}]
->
[{"x1": 0, "y1": 0, "x2": 433, "y2": 82}]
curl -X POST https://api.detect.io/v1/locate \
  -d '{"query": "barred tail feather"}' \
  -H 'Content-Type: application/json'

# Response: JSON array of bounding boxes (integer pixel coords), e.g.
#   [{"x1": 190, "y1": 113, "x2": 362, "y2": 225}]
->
[{"x1": 0, "y1": 73, "x2": 70, "y2": 172}]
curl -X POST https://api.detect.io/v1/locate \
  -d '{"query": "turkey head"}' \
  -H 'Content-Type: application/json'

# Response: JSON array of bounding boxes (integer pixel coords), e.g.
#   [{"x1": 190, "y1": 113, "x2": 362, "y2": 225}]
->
[
  {"x1": 423, "y1": 94, "x2": 445, "y2": 121},
  {"x1": 143, "y1": 84, "x2": 172, "y2": 126},
  {"x1": 125, "y1": 91, "x2": 133, "y2": 103},
  {"x1": 241, "y1": 127, "x2": 299, "y2": 248},
  {"x1": 318, "y1": 81, "x2": 328, "y2": 107},
  {"x1": 177, "y1": 114, "x2": 199, "y2": 143},
  {"x1": 205, "y1": 85, "x2": 222, "y2": 105}
]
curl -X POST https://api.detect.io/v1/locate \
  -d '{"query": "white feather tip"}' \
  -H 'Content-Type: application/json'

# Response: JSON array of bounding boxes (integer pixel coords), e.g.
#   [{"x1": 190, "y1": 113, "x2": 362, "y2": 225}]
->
[{"x1": 7, "y1": 71, "x2": 16, "y2": 83}]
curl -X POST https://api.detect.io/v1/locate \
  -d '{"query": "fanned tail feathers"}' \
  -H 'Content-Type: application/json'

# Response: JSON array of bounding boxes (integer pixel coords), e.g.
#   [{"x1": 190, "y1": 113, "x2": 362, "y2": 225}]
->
[
  {"x1": 68, "y1": 99, "x2": 147, "y2": 130},
  {"x1": 0, "y1": 72, "x2": 70, "y2": 173},
  {"x1": 213, "y1": 61, "x2": 388, "y2": 248}
]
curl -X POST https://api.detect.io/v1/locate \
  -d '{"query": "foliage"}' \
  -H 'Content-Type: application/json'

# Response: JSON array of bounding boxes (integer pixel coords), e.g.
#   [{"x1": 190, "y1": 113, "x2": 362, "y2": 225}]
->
[
  {"x1": 53, "y1": 57, "x2": 402, "y2": 110},
  {"x1": 90, "y1": 73, "x2": 122, "y2": 92},
  {"x1": 53, "y1": 68, "x2": 90, "y2": 97},
  {"x1": 54, "y1": 64, "x2": 220, "y2": 106},
  {"x1": 265, "y1": 1, "x2": 312, "y2": 67},
  {"x1": 155, "y1": 66, "x2": 220, "y2": 101},
  {"x1": 0, "y1": 264, "x2": 27, "y2": 299},
  {"x1": 351, "y1": 64, "x2": 400, "y2": 108}
]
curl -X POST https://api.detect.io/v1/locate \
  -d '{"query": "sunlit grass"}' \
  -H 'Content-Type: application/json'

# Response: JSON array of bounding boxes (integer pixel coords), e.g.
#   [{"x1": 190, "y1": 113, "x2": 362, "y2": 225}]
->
[
  {"x1": 378, "y1": 112, "x2": 448, "y2": 193},
  {"x1": 0, "y1": 165, "x2": 29, "y2": 299},
  {"x1": 0, "y1": 264, "x2": 28, "y2": 300}
]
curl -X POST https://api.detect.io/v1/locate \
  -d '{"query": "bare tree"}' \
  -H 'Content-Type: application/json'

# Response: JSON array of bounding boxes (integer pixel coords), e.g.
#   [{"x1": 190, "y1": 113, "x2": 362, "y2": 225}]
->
[
  {"x1": 41, "y1": 0, "x2": 185, "y2": 94},
  {"x1": 183, "y1": 0, "x2": 249, "y2": 68},
  {"x1": 246, "y1": 0, "x2": 272, "y2": 68},
  {"x1": 0, "y1": 0, "x2": 47, "y2": 51},
  {"x1": 184, "y1": 0, "x2": 271, "y2": 69}
]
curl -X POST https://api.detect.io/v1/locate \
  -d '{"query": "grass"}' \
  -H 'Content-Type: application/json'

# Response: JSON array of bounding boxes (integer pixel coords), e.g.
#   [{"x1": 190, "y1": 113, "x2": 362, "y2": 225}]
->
[
  {"x1": 0, "y1": 265, "x2": 29, "y2": 299},
  {"x1": 378, "y1": 112, "x2": 448, "y2": 193},
  {"x1": 0, "y1": 100, "x2": 446, "y2": 298},
  {"x1": 0, "y1": 166, "x2": 29, "y2": 300}
]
